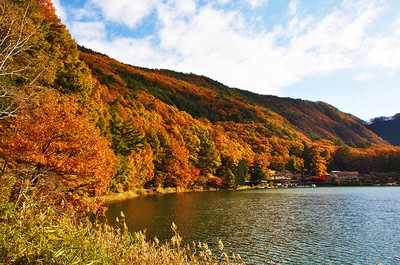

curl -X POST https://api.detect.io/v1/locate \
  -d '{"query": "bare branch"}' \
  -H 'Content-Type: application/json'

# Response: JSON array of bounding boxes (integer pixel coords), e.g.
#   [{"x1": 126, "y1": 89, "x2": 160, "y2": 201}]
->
[
  {"x1": 0, "y1": 4, "x2": 41, "y2": 75},
  {"x1": 28, "y1": 66, "x2": 47, "y2": 86},
  {"x1": 0, "y1": 106, "x2": 18, "y2": 119},
  {"x1": 0, "y1": 3, "x2": 44, "y2": 119},
  {"x1": 0, "y1": 62, "x2": 31, "y2": 76},
  {"x1": 0, "y1": 85, "x2": 10, "y2": 98}
]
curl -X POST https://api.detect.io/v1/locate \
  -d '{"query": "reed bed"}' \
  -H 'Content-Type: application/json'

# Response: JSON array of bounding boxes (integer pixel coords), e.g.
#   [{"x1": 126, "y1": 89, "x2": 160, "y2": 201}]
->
[{"x1": 0, "y1": 181, "x2": 244, "y2": 264}]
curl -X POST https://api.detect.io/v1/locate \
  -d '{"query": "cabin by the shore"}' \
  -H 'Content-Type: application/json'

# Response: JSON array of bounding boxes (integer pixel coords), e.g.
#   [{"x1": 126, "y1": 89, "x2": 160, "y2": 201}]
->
[{"x1": 329, "y1": 171, "x2": 359, "y2": 181}]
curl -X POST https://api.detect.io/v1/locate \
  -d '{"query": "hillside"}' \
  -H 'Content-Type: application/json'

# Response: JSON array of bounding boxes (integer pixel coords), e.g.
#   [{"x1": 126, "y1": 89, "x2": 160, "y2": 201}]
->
[
  {"x1": 79, "y1": 47, "x2": 387, "y2": 148},
  {"x1": 367, "y1": 114, "x2": 400, "y2": 146}
]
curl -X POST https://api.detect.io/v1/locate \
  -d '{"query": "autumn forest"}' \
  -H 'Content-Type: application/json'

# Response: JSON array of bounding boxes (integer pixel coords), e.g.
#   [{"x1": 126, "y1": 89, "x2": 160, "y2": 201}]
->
[{"x1": 1, "y1": 0, "x2": 400, "y2": 212}]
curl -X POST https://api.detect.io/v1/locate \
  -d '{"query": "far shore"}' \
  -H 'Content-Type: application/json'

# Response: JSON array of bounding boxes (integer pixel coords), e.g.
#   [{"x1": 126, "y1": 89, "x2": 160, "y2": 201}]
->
[
  {"x1": 99, "y1": 182, "x2": 399, "y2": 204},
  {"x1": 99, "y1": 185, "x2": 254, "y2": 204}
]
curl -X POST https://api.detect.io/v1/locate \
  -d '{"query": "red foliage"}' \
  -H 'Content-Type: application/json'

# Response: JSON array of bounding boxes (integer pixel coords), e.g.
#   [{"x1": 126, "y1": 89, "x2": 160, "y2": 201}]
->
[{"x1": 207, "y1": 177, "x2": 222, "y2": 188}]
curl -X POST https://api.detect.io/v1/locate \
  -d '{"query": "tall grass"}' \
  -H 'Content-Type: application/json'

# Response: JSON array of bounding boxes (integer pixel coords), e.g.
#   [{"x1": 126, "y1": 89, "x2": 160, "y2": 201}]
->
[{"x1": 0, "y1": 176, "x2": 245, "y2": 264}]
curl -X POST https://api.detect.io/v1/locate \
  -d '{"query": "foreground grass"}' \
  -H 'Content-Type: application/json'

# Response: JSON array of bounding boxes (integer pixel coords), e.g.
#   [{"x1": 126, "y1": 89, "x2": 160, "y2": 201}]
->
[{"x1": 0, "y1": 196, "x2": 244, "y2": 264}]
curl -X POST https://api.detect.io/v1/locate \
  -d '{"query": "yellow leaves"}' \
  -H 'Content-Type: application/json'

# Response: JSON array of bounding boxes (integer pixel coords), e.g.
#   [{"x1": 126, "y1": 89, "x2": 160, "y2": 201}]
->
[
  {"x1": 120, "y1": 145, "x2": 155, "y2": 189},
  {"x1": 212, "y1": 125, "x2": 246, "y2": 166}
]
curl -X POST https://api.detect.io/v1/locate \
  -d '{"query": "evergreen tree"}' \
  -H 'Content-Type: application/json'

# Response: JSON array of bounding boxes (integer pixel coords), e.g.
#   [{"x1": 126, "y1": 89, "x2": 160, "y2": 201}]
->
[
  {"x1": 234, "y1": 159, "x2": 248, "y2": 186},
  {"x1": 250, "y1": 162, "x2": 266, "y2": 183}
]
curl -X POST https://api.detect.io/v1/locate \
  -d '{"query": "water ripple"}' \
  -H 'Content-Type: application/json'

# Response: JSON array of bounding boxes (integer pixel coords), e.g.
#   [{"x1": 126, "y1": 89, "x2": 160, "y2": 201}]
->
[{"x1": 106, "y1": 187, "x2": 400, "y2": 264}]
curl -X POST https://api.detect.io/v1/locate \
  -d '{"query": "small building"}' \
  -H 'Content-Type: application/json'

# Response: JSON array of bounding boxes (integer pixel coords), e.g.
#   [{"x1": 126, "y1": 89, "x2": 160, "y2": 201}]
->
[
  {"x1": 271, "y1": 170, "x2": 292, "y2": 185},
  {"x1": 330, "y1": 171, "x2": 359, "y2": 181}
]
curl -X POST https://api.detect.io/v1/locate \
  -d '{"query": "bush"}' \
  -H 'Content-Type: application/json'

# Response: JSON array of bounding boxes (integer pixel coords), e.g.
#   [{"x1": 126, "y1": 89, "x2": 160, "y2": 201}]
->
[{"x1": 207, "y1": 177, "x2": 223, "y2": 189}]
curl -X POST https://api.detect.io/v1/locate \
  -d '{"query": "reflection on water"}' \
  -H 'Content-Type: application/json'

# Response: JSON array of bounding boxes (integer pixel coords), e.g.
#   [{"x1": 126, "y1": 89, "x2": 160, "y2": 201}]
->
[{"x1": 105, "y1": 187, "x2": 400, "y2": 264}]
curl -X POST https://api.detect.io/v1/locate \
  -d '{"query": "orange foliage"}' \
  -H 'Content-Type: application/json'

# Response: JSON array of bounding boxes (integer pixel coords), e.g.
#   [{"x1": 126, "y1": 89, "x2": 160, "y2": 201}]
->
[{"x1": 0, "y1": 91, "x2": 117, "y2": 195}]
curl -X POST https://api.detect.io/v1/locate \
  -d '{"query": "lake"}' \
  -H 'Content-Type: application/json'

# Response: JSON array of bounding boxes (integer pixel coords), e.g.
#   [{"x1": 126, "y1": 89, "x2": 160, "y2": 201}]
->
[{"x1": 105, "y1": 187, "x2": 400, "y2": 264}]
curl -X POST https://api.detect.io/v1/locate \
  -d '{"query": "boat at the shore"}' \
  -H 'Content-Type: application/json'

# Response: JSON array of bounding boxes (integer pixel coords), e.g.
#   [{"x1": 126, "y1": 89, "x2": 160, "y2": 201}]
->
[{"x1": 287, "y1": 183, "x2": 317, "y2": 188}]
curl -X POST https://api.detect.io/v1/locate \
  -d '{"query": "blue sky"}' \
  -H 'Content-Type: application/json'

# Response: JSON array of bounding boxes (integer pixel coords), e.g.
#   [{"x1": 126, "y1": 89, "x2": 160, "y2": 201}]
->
[{"x1": 52, "y1": 0, "x2": 400, "y2": 121}]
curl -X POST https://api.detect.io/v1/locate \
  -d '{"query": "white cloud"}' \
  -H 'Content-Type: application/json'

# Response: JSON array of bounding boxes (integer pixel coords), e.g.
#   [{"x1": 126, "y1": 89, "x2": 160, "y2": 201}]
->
[
  {"x1": 246, "y1": 0, "x2": 268, "y2": 9},
  {"x1": 90, "y1": 0, "x2": 160, "y2": 28},
  {"x1": 166, "y1": 0, "x2": 197, "y2": 15},
  {"x1": 356, "y1": 72, "x2": 375, "y2": 81},
  {"x1": 364, "y1": 37, "x2": 400, "y2": 69},
  {"x1": 69, "y1": 22, "x2": 106, "y2": 42},
  {"x1": 288, "y1": 0, "x2": 298, "y2": 16},
  {"x1": 216, "y1": 0, "x2": 231, "y2": 4},
  {"x1": 51, "y1": 0, "x2": 67, "y2": 21},
  {"x1": 213, "y1": 0, "x2": 268, "y2": 8},
  {"x1": 80, "y1": 37, "x2": 172, "y2": 67},
  {"x1": 158, "y1": 5, "x2": 245, "y2": 53},
  {"x1": 69, "y1": 2, "x2": 100, "y2": 21},
  {"x1": 156, "y1": 5, "x2": 283, "y2": 92},
  {"x1": 363, "y1": 13, "x2": 400, "y2": 69}
]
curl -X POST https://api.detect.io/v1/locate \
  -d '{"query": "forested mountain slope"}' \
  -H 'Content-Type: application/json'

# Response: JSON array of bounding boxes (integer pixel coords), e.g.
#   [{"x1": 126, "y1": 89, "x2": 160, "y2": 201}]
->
[
  {"x1": 79, "y1": 47, "x2": 387, "y2": 148},
  {"x1": 367, "y1": 114, "x2": 400, "y2": 146}
]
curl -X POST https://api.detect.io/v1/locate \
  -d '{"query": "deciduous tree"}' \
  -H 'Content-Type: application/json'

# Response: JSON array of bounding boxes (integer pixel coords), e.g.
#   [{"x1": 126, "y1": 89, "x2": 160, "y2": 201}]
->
[{"x1": 0, "y1": 90, "x2": 117, "y2": 195}]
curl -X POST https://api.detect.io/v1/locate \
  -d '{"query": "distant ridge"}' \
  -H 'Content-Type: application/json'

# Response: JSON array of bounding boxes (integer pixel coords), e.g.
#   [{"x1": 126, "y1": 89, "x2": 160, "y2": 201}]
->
[{"x1": 367, "y1": 114, "x2": 400, "y2": 146}]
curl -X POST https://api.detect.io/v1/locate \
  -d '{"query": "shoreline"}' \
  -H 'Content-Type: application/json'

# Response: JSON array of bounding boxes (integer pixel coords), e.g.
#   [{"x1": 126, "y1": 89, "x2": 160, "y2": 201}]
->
[
  {"x1": 99, "y1": 183, "x2": 398, "y2": 204},
  {"x1": 99, "y1": 185, "x2": 254, "y2": 204}
]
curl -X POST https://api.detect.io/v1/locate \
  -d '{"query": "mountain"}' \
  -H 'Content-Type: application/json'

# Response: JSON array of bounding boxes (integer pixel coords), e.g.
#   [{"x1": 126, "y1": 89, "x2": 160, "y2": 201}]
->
[
  {"x1": 78, "y1": 46, "x2": 387, "y2": 148},
  {"x1": 367, "y1": 114, "x2": 400, "y2": 146}
]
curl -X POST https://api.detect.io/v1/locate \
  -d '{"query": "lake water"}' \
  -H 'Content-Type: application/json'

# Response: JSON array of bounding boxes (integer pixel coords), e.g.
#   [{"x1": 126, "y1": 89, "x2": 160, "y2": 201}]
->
[{"x1": 105, "y1": 187, "x2": 400, "y2": 264}]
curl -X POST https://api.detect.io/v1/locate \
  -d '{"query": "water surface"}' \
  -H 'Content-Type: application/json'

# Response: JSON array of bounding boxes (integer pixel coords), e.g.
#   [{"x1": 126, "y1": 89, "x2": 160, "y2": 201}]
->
[{"x1": 106, "y1": 187, "x2": 400, "y2": 264}]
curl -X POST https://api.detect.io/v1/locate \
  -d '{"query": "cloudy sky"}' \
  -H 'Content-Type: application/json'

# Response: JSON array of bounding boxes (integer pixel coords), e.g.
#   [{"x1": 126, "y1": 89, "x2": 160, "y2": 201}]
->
[{"x1": 52, "y1": 0, "x2": 400, "y2": 121}]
